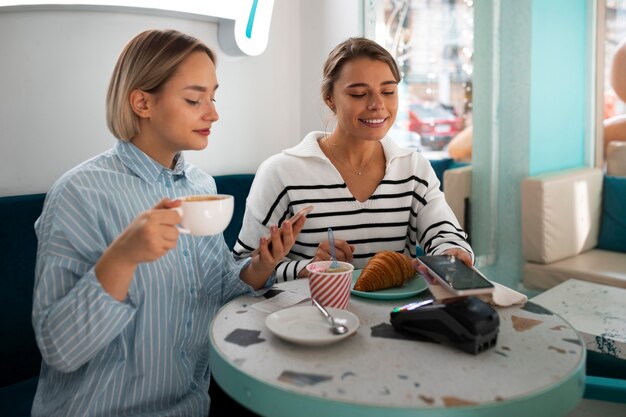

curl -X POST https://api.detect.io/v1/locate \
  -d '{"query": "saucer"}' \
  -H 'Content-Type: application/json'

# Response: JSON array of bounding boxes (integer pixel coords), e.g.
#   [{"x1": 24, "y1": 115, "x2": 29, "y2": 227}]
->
[{"x1": 265, "y1": 306, "x2": 359, "y2": 346}]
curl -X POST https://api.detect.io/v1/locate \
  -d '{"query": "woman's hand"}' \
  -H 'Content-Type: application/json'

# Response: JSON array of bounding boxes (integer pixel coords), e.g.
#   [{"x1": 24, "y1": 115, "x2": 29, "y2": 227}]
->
[
  {"x1": 442, "y1": 248, "x2": 473, "y2": 267},
  {"x1": 242, "y1": 215, "x2": 307, "y2": 289},
  {"x1": 111, "y1": 198, "x2": 182, "y2": 264},
  {"x1": 297, "y1": 239, "x2": 355, "y2": 277},
  {"x1": 411, "y1": 249, "x2": 473, "y2": 285},
  {"x1": 95, "y1": 198, "x2": 182, "y2": 300},
  {"x1": 313, "y1": 239, "x2": 355, "y2": 263}
]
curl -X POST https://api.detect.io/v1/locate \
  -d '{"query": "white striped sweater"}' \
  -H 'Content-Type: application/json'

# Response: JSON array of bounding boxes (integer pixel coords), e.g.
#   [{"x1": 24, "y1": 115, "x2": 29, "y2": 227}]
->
[{"x1": 234, "y1": 131, "x2": 473, "y2": 281}]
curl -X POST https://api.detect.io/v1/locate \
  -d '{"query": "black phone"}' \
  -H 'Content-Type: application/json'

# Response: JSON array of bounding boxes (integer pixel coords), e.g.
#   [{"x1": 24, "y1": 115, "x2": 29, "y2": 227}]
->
[{"x1": 417, "y1": 255, "x2": 495, "y2": 296}]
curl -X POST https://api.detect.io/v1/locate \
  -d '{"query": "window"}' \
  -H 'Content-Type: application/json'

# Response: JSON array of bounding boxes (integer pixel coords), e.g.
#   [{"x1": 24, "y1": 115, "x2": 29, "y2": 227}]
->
[
  {"x1": 604, "y1": 1, "x2": 626, "y2": 119},
  {"x1": 365, "y1": 0, "x2": 474, "y2": 154}
]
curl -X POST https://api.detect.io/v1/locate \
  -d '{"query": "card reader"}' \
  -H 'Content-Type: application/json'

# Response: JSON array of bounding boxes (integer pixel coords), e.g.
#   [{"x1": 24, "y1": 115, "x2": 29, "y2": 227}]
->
[{"x1": 390, "y1": 296, "x2": 499, "y2": 355}]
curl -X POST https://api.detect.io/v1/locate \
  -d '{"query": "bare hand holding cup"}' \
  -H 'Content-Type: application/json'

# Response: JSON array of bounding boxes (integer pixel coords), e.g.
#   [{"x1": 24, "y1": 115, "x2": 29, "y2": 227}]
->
[{"x1": 95, "y1": 197, "x2": 183, "y2": 300}]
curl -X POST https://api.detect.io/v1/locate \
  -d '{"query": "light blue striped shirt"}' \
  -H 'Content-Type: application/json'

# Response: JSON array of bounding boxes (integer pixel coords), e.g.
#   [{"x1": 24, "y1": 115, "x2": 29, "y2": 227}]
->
[{"x1": 31, "y1": 141, "x2": 263, "y2": 417}]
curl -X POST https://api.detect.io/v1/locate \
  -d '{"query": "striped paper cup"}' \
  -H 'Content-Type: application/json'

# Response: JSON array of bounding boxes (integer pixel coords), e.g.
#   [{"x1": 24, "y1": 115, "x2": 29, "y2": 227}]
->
[{"x1": 306, "y1": 261, "x2": 354, "y2": 309}]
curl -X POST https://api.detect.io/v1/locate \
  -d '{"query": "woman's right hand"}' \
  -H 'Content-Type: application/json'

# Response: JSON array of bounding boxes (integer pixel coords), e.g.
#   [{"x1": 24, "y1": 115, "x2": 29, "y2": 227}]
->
[
  {"x1": 95, "y1": 198, "x2": 182, "y2": 300},
  {"x1": 298, "y1": 239, "x2": 355, "y2": 278},
  {"x1": 312, "y1": 239, "x2": 355, "y2": 263},
  {"x1": 110, "y1": 198, "x2": 182, "y2": 265}
]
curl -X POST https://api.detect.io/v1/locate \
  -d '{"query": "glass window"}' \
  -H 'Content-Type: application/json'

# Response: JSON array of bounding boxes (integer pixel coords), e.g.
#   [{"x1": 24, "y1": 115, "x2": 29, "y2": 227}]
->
[
  {"x1": 604, "y1": 1, "x2": 626, "y2": 119},
  {"x1": 603, "y1": 0, "x2": 626, "y2": 158},
  {"x1": 366, "y1": 0, "x2": 474, "y2": 154}
]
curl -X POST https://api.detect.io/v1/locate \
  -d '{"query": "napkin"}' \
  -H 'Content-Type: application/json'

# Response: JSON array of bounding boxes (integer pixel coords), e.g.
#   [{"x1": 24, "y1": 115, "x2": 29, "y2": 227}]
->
[
  {"x1": 251, "y1": 290, "x2": 310, "y2": 314},
  {"x1": 426, "y1": 279, "x2": 528, "y2": 307}
]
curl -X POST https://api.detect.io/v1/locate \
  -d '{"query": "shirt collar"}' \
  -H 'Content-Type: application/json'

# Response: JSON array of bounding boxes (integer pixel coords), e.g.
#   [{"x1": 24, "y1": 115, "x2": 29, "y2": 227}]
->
[
  {"x1": 114, "y1": 141, "x2": 187, "y2": 183},
  {"x1": 283, "y1": 131, "x2": 415, "y2": 164}
]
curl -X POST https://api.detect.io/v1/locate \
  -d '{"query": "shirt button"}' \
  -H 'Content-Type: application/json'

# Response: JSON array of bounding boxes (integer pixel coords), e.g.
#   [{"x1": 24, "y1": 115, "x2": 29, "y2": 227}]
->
[
  {"x1": 180, "y1": 351, "x2": 186, "y2": 358},
  {"x1": 186, "y1": 320, "x2": 192, "y2": 328},
  {"x1": 165, "y1": 181, "x2": 172, "y2": 188},
  {"x1": 190, "y1": 288, "x2": 196, "y2": 295},
  {"x1": 190, "y1": 382, "x2": 197, "y2": 390},
  {"x1": 183, "y1": 249, "x2": 189, "y2": 257}
]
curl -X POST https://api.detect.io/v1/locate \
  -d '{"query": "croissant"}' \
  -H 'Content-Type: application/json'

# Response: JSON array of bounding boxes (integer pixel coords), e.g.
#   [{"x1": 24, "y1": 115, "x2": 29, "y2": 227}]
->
[{"x1": 353, "y1": 251, "x2": 414, "y2": 292}]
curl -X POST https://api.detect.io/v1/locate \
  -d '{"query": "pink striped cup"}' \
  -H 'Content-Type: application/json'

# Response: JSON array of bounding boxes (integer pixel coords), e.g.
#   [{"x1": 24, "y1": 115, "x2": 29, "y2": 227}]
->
[{"x1": 306, "y1": 261, "x2": 354, "y2": 309}]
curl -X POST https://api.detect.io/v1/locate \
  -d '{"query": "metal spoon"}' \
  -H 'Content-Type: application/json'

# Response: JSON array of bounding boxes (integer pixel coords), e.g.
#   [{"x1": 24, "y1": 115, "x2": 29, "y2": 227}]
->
[{"x1": 312, "y1": 297, "x2": 349, "y2": 335}]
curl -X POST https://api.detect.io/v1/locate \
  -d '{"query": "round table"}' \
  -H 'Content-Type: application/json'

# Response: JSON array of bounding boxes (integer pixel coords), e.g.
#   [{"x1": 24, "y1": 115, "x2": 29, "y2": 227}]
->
[{"x1": 209, "y1": 279, "x2": 585, "y2": 417}]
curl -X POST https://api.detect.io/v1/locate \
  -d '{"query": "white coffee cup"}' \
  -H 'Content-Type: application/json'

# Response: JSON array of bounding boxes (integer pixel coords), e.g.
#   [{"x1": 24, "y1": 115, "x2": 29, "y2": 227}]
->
[{"x1": 174, "y1": 194, "x2": 234, "y2": 236}]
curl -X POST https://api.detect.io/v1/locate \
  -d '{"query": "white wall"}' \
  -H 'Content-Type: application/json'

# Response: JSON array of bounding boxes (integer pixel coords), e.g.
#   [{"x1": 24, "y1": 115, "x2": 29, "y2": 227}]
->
[
  {"x1": 0, "y1": 0, "x2": 361, "y2": 196},
  {"x1": 299, "y1": 0, "x2": 363, "y2": 135}
]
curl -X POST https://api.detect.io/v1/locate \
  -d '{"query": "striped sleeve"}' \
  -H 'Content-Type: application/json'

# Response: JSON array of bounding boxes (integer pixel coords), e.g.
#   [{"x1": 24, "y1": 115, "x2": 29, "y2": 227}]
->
[
  {"x1": 233, "y1": 159, "x2": 312, "y2": 281},
  {"x1": 412, "y1": 158, "x2": 474, "y2": 261},
  {"x1": 33, "y1": 181, "x2": 136, "y2": 372}
]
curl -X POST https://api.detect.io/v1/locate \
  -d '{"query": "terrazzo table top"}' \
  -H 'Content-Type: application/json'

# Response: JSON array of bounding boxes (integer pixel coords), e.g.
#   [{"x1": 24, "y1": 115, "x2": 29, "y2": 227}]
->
[
  {"x1": 532, "y1": 279, "x2": 626, "y2": 360},
  {"x1": 209, "y1": 279, "x2": 585, "y2": 417}
]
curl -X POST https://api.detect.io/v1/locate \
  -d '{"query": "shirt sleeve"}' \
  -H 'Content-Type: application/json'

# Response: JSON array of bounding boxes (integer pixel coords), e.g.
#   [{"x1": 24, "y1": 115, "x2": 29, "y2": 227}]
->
[
  {"x1": 413, "y1": 158, "x2": 474, "y2": 262},
  {"x1": 233, "y1": 158, "x2": 307, "y2": 281},
  {"x1": 219, "y1": 243, "x2": 276, "y2": 304},
  {"x1": 32, "y1": 183, "x2": 136, "y2": 373}
]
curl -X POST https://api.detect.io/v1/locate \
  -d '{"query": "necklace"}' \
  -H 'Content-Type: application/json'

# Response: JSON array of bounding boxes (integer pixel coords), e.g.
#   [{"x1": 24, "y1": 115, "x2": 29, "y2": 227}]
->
[{"x1": 326, "y1": 137, "x2": 376, "y2": 176}]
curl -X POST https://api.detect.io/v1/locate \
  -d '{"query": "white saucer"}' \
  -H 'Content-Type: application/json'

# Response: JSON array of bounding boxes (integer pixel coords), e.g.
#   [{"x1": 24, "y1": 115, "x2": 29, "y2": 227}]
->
[{"x1": 265, "y1": 306, "x2": 359, "y2": 346}]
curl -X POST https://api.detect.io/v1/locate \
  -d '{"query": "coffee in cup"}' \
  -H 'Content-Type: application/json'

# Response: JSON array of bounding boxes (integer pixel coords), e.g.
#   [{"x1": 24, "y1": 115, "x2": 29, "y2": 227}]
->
[{"x1": 174, "y1": 194, "x2": 234, "y2": 236}]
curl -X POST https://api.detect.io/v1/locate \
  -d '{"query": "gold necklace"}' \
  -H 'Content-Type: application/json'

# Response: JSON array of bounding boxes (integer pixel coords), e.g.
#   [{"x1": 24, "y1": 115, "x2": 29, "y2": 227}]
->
[{"x1": 326, "y1": 137, "x2": 376, "y2": 176}]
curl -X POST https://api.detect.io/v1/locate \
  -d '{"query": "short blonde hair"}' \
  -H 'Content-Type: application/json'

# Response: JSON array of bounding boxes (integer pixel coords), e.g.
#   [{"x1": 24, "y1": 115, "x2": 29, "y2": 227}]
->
[
  {"x1": 106, "y1": 29, "x2": 216, "y2": 141},
  {"x1": 321, "y1": 37, "x2": 401, "y2": 102}
]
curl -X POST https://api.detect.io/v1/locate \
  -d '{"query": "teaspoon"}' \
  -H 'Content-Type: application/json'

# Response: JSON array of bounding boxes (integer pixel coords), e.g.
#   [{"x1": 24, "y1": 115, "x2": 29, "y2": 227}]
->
[{"x1": 312, "y1": 297, "x2": 349, "y2": 335}]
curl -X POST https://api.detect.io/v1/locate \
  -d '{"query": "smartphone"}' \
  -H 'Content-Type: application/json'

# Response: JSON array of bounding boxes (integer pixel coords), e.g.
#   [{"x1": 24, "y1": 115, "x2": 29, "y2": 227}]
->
[
  {"x1": 417, "y1": 255, "x2": 495, "y2": 296},
  {"x1": 288, "y1": 205, "x2": 313, "y2": 223},
  {"x1": 250, "y1": 205, "x2": 313, "y2": 256}
]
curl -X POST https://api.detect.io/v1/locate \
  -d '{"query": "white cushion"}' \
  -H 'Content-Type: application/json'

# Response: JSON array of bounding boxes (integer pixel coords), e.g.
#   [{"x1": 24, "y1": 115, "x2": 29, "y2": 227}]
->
[
  {"x1": 606, "y1": 141, "x2": 626, "y2": 177},
  {"x1": 521, "y1": 167, "x2": 603, "y2": 263},
  {"x1": 443, "y1": 165, "x2": 472, "y2": 230},
  {"x1": 523, "y1": 249, "x2": 626, "y2": 290}
]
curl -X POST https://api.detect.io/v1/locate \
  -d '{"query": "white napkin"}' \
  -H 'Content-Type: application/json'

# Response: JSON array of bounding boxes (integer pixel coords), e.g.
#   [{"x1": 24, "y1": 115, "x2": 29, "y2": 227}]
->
[
  {"x1": 426, "y1": 280, "x2": 528, "y2": 307},
  {"x1": 251, "y1": 291, "x2": 310, "y2": 314}
]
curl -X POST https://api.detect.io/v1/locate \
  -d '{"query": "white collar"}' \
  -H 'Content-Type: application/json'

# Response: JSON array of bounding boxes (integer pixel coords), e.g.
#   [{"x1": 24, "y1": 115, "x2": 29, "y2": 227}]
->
[{"x1": 283, "y1": 131, "x2": 415, "y2": 164}]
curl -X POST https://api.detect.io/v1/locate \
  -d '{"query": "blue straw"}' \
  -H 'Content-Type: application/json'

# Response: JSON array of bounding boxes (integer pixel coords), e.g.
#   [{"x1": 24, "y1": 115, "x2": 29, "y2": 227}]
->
[{"x1": 328, "y1": 228, "x2": 339, "y2": 269}]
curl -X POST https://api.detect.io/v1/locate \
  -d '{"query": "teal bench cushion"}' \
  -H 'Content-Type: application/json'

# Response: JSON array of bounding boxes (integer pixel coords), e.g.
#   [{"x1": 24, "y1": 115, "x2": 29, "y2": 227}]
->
[
  {"x1": 597, "y1": 176, "x2": 626, "y2": 253},
  {"x1": 0, "y1": 194, "x2": 45, "y2": 388},
  {"x1": 0, "y1": 377, "x2": 38, "y2": 416},
  {"x1": 214, "y1": 174, "x2": 255, "y2": 249}
]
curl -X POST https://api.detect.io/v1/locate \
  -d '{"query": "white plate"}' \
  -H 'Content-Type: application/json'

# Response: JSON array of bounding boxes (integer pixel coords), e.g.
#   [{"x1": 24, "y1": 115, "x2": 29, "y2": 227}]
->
[{"x1": 265, "y1": 306, "x2": 359, "y2": 346}]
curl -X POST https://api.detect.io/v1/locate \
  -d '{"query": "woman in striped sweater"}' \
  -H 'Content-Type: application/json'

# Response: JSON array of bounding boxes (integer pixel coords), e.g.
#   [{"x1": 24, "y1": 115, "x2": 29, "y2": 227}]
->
[{"x1": 234, "y1": 37, "x2": 473, "y2": 282}]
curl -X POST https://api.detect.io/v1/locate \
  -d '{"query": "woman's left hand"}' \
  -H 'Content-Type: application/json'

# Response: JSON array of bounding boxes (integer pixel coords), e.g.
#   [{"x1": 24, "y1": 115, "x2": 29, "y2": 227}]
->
[
  {"x1": 441, "y1": 248, "x2": 473, "y2": 267},
  {"x1": 241, "y1": 215, "x2": 307, "y2": 289},
  {"x1": 411, "y1": 248, "x2": 473, "y2": 285}
]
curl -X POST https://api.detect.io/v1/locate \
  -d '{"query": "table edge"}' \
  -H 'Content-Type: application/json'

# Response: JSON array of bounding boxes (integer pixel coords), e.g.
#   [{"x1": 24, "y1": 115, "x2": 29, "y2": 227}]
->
[{"x1": 209, "y1": 333, "x2": 586, "y2": 417}]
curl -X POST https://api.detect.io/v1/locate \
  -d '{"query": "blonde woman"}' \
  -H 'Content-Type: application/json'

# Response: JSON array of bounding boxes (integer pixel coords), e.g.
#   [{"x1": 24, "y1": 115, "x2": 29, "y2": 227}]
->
[{"x1": 31, "y1": 29, "x2": 303, "y2": 417}]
